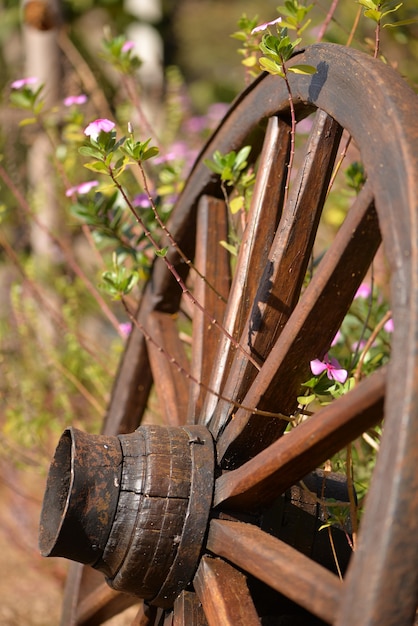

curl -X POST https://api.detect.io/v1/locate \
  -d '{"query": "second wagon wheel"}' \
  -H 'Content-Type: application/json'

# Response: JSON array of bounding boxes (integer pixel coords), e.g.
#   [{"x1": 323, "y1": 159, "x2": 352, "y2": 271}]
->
[{"x1": 41, "y1": 43, "x2": 418, "y2": 625}]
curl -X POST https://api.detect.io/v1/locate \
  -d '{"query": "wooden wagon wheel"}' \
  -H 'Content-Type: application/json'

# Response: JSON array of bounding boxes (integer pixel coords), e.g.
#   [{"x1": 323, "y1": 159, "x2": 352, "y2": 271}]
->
[{"x1": 39, "y1": 43, "x2": 418, "y2": 626}]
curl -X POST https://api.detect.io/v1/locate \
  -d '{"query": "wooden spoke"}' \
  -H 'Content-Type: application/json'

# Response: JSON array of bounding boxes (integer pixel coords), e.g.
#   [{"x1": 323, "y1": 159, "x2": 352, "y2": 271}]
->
[
  {"x1": 217, "y1": 183, "x2": 381, "y2": 467},
  {"x1": 130, "y1": 603, "x2": 159, "y2": 626},
  {"x1": 172, "y1": 591, "x2": 207, "y2": 626},
  {"x1": 75, "y1": 582, "x2": 139, "y2": 625},
  {"x1": 202, "y1": 116, "x2": 290, "y2": 427},
  {"x1": 103, "y1": 298, "x2": 154, "y2": 435},
  {"x1": 194, "y1": 556, "x2": 260, "y2": 626},
  {"x1": 214, "y1": 366, "x2": 386, "y2": 510},
  {"x1": 206, "y1": 519, "x2": 342, "y2": 625},
  {"x1": 146, "y1": 311, "x2": 190, "y2": 426},
  {"x1": 187, "y1": 196, "x2": 230, "y2": 423},
  {"x1": 209, "y1": 110, "x2": 342, "y2": 438}
]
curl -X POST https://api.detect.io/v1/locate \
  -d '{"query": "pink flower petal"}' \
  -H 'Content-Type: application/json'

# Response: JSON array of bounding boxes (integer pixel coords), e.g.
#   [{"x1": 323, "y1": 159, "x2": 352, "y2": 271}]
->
[
  {"x1": 121, "y1": 40, "x2": 135, "y2": 53},
  {"x1": 84, "y1": 118, "x2": 115, "y2": 141},
  {"x1": 331, "y1": 330, "x2": 342, "y2": 347},
  {"x1": 63, "y1": 94, "x2": 87, "y2": 107},
  {"x1": 251, "y1": 17, "x2": 282, "y2": 34},
  {"x1": 310, "y1": 359, "x2": 327, "y2": 376},
  {"x1": 355, "y1": 283, "x2": 372, "y2": 299},
  {"x1": 11, "y1": 76, "x2": 38, "y2": 89},
  {"x1": 384, "y1": 318, "x2": 394, "y2": 333},
  {"x1": 330, "y1": 367, "x2": 348, "y2": 384},
  {"x1": 119, "y1": 322, "x2": 132, "y2": 337},
  {"x1": 65, "y1": 180, "x2": 99, "y2": 197}
]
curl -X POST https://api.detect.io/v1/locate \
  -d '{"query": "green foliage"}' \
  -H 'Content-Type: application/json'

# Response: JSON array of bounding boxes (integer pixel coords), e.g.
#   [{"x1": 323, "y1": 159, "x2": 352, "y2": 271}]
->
[
  {"x1": 9, "y1": 83, "x2": 44, "y2": 114},
  {"x1": 69, "y1": 191, "x2": 151, "y2": 270},
  {"x1": 205, "y1": 146, "x2": 255, "y2": 218},
  {"x1": 120, "y1": 136, "x2": 160, "y2": 163},
  {"x1": 357, "y1": 0, "x2": 403, "y2": 25},
  {"x1": 101, "y1": 34, "x2": 142, "y2": 74},
  {"x1": 276, "y1": 0, "x2": 314, "y2": 35},
  {"x1": 258, "y1": 27, "x2": 316, "y2": 77},
  {"x1": 101, "y1": 254, "x2": 139, "y2": 299},
  {"x1": 345, "y1": 161, "x2": 366, "y2": 194},
  {"x1": 204, "y1": 146, "x2": 252, "y2": 185},
  {"x1": 230, "y1": 14, "x2": 262, "y2": 77}
]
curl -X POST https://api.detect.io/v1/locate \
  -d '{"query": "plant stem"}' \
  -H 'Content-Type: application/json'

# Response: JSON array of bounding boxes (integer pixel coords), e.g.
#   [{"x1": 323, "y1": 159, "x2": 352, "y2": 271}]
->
[
  {"x1": 137, "y1": 160, "x2": 227, "y2": 303},
  {"x1": 0, "y1": 163, "x2": 125, "y2": 338},
  {"x1": 110, "y1": 168, "x2": 262, "y2": 370},
  {"x1": 317, "y1": 0, "x2": 340, "y2": 42},
  {"x1": 346, "y1": 443, "x2": 358, "y2": 551},
  {"x1": 121, "y1": 297, "x2": 290, "y2": 419},
  {"x1": 281, "y1": 62, "x2": 297, "y2": 209},
  {"x1": 353, "y1": 310, "x2": 392, "y2": 383},
  {"x1": 374, "y1": 20, "x2": 381, "y2": 58}
]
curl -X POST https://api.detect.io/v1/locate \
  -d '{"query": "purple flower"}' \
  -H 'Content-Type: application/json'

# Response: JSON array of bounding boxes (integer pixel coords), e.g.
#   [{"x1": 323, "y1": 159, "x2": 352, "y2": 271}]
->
[
  {"x1": 119, "y1": 322, "x2": 132, "y2": 337},
  {"x1": 154, "y1": 141, "x2": 190, "y2": 165},
  {"x1": 63, "y1": 94, "x2": 88, "y2": 107},
  {"x1": 185, "y1": 115, "x2": 208, "y2": 134},
  {"x1": 310, "y1": 355, "x2": 348, "y2": 384},
  {"x1": 251, "y1": 17, "x2": 282, "y2": 35},
  {"x1": 11, "y1": 76, "x2": 38, "y2": 89},
  {"x1": 121, "y1": 40, "x2": 135, "y2": 53},
  {"x1": 384, "y1": 318, "x2": 394, "y2": 333},
  {"x1": 355, "y1": 283, "x2": 372, "y2": 299},
  {"x1": 133, "y1": 193, "x2": 151, "y2": 209},
  {"x1": 65, "y1": 180, "x2": 99, "y2": 197},
  {"x1": 351, "y1": 339, "x2": 367, "y2": 353},
  {"x1": 84, "y1": 118, "x2": 115, "y2": 141}
]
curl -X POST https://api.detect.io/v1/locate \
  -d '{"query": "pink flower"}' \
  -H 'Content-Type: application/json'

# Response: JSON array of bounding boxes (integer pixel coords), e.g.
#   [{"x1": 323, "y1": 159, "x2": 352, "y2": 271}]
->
[
  {"x1": 119, "y1": 322, "x2": 132, "y2": 337},
  {"x1": 63, "y1": 94, "x2": 87, "y2": 107},
  {"x1": 355, "y1": 283, "x2": 372, "y2": 299},
  {"x1": 331, "y1": 330, "x2": 342, "y2": 347},
  {"x1": 310, "y1": 355, "x2": 348, "y2": 384},
  {"x1": 133, "y1": 193, "x2": 151, "y2": 208},
  {"x1": 351, "y1": 339, "x2": 367, "y2": 353},
  {"x1": 384, "y1": 318, "x2": 394, "y2": 333},
  {"x1": 65, "y1": 180, "x2": 99, "y2": 197},
  {"x1": 84, "y1": 118, "x2": 115, "y2": 141},
  {"x1": 11, "y1": 76, "x2": 38, "y2": 89},
  {"x1": 251, "y1": 17, "x2": 282, "y2": 35},
  {"x1": 121, "y1": 40, "x2": 135, "y2": 53}
]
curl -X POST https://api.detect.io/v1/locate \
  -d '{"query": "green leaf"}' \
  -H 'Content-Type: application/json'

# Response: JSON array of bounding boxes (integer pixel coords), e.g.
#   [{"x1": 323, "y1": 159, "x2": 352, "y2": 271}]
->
[
  {"x1": 288, "y1": 64, "x2": 317, "y2": 75},
  {"x1": 357, "y1": 0, "x2": 378, "y2": 9},
  {"x1": 297, "y1": 393, "x2": 316, "y2": 405},
  {"x1": 381, "y1": 2, "x2": 402, "y2": 19},
  {"x1": 384, "y1": 17, "x2": 418, "y2": 27},
  {"x1": 364, "y1": 8, "x2": 382, "y2": 22},
  {"x1": 18, "y1": 117, "x2": 37, "y2": 127},
  {"x1": 259, "y1": 57, "x2": 284, "y2": 76},
  {"x1": 234, "y1": 145, "x2": 252, "y2": 169},
  {"x1": 242, "y1": 56, "x2": 258, "y2": 67},
  {"x1": 84, "y1": 161, "x2": 109, "y2": 174},
  {"x1": 219, "y1": 240, "x2": 238, "y2": 256},
  {"x1": 230, "y1": 196, "x2": 245, "y2": 214},
  {"x1": 156, "y1": 247, "x2": 168, "y2": 257},
  {"x1": 79, "y1": 145, "x2": 104, "y2": 159},
  {"x1": 142, "y1": 146, "x2": 160, "y2": 161}
]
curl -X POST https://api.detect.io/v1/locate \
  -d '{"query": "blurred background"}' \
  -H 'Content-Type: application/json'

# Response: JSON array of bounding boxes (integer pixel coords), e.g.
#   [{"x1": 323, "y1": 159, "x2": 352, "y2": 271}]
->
[{"x1": 0, "y1": 1, "x2": 417, "y2": 624}]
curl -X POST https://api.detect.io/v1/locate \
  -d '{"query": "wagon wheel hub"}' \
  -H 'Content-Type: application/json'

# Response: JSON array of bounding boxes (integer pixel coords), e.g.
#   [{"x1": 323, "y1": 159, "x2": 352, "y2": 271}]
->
[{"x1": 39, "y1": 425, "x2": 214, "y2": 609}]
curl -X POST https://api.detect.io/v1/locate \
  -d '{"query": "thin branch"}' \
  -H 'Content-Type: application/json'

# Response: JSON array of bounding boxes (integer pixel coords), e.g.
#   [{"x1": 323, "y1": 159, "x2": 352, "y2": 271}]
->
[
  {"x1": 121, "y1": 298, "x2": 290, "y2": 420},
  {"x1": 110, "y1": 169, "x2": 262, "y2": 371},
  {"x1": 137, "y1": 160, "x2": 227, "y2": 304}
]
